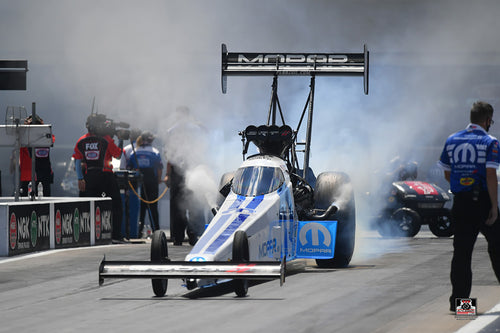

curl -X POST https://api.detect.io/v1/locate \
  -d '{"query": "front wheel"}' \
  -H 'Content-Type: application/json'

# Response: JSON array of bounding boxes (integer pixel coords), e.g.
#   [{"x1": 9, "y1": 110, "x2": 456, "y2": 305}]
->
[
  {"x1": 232, "y1": 230, "x2": 249, "y2": 297},
  {"x1": 151, "y1": 230, "x2": 169, "y2": 297},
  {"x1": 390, "y1": 208, "x2": 421, "y2": 237}
]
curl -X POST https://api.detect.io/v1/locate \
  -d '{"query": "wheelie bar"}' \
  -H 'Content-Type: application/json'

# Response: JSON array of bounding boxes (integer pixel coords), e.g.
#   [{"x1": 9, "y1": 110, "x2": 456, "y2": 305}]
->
[{"x1": 99, "y1": 257, "x2": 286, "y2": 286}]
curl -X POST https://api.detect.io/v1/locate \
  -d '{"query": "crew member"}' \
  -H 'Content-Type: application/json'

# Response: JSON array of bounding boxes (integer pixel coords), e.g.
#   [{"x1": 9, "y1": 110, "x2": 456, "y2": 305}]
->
[
  {"x1": 19, "y1": 115, "x2": 55, "y2": 196},
  {"x1": 127, "y1": 131, "x2": 166, "y2": 235},
  {"x1": 73, "y1": 114, "x2": 124, "y2": 242},
  {"x1": 167, "y1": 162, "x2": 199, "y2": 245},
  {"x1": 119, "y1": 128, "x2": 141, "y2": 238},
  {"x1": 439, "y1": 101, "x2": 500, "y2": 312},
  {"x1": 119, "y1": 128, "x2": 141, "y2": 169}
]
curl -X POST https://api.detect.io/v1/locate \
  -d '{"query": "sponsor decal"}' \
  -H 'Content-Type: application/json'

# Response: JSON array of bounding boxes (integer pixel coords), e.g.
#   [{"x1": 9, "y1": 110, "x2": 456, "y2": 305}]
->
[
  {"x1": 35, "y1": 148, "x2": 49, "y2": 158},
  {"x1": 85, "y1": 142, "x2": 99, "y2": 150},
  {"x1": 95, "y1": 206, "x2": 101, "y2": 239},
  {"x1": 455, "y1": 298, "x2": 477, "y2": 319},
  {"x1": 61, "y1": 211, "x2": 74, "y2": 244},
  {"x1": 85, "y1": 151, "x2": 99, "y2": 160},
  {"x1": 189, "y1": 257, "x2": 207, "y2": 262},
  {"x1": 54, "y1": 201, "x2": 91, "y2": 248},
  {"x1": 296, "y1": 221, "x2": 337, "y2": 259},
  {"x1": 55, "y1": 210, "x2": 62, "y2": 244},
  {"x1": 37, "y1": 212, "x2": 50, "y2": 238},
  {"x1": 9, "y1": 204, "x2": 50, "y2": 255},
  {"x1": 30, "y1": 211, "x2": 38, "y2": 247},
  {"x1": 74, "y1": 208, "x2": 80, "y2": 242},
  {"x1": 81, "y1": 211, "x2": 91, "y2": 234},
  {"x1": 10, "y1": 212, "x2": 17, "y2": 250},
  {"x1": 405, "y1": 181, "x2": 439, "y2": 195},
  {"x1": 226, "y1": 264, "x2": 256, "y2": 273},
  {"x1": 17, "y1": 214, "x2": 31, "y2": 250},
  {"x1": 453, "y1": 143, "x2": 476, "y2": 163},
  {"x1": 101, "y1": 209, "x2": 112, "y2": 238},
  {"x1": 236, "y1": 54, "x2": 348, "y2": 64},
  {"x1": 259, "y1": 238, "x2": 279, "y2": 258},
  {"x1": 460, "y1": 177, "x2": 475, "y2": 186}
]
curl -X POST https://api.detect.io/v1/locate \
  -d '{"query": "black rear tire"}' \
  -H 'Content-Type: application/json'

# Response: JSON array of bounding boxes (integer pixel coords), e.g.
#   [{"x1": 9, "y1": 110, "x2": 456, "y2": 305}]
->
[
  {"x1": 429, "y1": 210, "x2": 454, "y2": 237},
  {"x1": 151, "y1": 230, "x2": 168, "y2": 297},
  {"x1": 232, "y1": 230, "x2": 249, "y2": 297},
  {"x1": 313, "y1": 172, "x2": 356, "y2": 268}
]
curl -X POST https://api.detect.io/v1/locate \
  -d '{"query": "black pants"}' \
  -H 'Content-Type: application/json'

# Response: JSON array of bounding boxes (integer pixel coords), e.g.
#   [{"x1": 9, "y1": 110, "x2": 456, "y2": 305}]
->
[
  {"x1": 170, "y1": 187, "x2": 187, "y2": 243},
  {"x1": 139, "y1": 179, "x2": 159, "y2": 233},
  {"x1": 450, "y1": 191, "x2": 500, "y2": 302},
  {"x1": 81, "y1": 170, "x2": 123, "y2": 240}
]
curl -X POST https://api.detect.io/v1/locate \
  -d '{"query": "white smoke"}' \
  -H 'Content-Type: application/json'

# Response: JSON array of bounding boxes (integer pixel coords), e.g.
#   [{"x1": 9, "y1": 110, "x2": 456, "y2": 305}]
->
[{"x1": 1, "y1": 0, "x2": 500, "y2": 254}]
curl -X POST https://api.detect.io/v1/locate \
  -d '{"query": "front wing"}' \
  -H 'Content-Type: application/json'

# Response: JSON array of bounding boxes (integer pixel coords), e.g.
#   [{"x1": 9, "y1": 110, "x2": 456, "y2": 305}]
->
[{"x1": 99, "y1": 258, "x2": 285, "y2": 286}]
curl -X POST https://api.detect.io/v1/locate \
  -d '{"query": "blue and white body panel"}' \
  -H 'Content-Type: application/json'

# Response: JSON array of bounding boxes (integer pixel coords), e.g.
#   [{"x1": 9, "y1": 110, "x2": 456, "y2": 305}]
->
[
  {"x1": 184, "y1": 155, "x2": 335, "y2": 288},
  {"x1": 186, "y1": 155, "x2": 296, "y2": 263}
]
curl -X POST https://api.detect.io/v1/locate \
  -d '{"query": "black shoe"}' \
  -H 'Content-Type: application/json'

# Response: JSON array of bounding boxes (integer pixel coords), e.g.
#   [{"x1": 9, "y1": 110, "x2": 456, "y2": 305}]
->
[
  {"x1": 450, "y1": 296, "x2": 456, "y2": 312},
  {"x1": 173, "y1": 241, "x2": 182, "y2": 246}
]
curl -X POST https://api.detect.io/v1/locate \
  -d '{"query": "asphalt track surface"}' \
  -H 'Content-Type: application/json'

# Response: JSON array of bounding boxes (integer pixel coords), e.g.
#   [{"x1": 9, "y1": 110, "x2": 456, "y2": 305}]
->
[{"x1": 1, "y1": 227, "x2": 499, "y2": 333}]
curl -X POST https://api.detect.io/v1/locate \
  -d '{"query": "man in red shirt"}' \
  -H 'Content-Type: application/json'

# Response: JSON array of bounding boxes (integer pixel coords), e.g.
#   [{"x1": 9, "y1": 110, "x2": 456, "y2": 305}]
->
[{"x1": 73, "y1": 114, "x2": 124, "y2": 242}]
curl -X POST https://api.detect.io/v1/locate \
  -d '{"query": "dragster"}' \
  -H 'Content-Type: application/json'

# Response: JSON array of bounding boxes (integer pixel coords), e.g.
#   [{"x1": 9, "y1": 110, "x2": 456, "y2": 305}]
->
[{"x1": 99, "y1": 44, "x2": 369, "y2": 297}]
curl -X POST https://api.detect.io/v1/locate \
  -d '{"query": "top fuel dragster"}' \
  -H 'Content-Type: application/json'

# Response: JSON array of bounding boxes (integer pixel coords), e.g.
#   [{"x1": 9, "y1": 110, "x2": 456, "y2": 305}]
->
[{"x1": 99, "y1": 44, "x2": 369, "y2": 297}]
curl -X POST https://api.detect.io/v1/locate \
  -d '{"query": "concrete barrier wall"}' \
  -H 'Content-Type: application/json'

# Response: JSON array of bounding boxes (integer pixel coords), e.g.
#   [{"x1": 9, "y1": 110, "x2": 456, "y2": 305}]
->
[{"x1": 0, "y1": 197, "x2": 112, "y2": 256}]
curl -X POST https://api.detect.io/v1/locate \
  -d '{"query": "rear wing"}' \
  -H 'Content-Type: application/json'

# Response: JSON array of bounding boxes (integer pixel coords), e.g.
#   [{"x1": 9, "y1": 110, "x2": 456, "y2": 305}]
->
[{"x1": 221, "y1": 44, "x2": 369, "y2": 94}]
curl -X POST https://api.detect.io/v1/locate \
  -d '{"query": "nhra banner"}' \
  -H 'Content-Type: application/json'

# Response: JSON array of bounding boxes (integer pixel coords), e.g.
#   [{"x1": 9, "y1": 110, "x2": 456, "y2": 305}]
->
[{"x1": 8, "y1": 203, "x2": 50, "y2": 256}]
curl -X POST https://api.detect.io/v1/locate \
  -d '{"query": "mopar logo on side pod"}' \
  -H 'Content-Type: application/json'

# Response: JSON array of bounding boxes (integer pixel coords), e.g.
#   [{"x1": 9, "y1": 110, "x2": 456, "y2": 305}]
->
[
  {"x1": 296, "y1": 221, "x2": 337, "y2": 259},
  {"x1": 299, "y1": 223, "x2": 331, "y2": 246}
]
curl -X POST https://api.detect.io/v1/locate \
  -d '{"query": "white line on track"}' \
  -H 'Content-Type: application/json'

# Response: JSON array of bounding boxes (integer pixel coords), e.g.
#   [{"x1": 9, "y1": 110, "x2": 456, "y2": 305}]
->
[{"x1": 0, "y1": 244, "x2": 118, "y2": 264}]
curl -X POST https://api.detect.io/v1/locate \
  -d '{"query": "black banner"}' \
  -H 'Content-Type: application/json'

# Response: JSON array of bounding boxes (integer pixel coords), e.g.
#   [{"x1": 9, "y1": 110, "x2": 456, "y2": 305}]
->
[
  {"x1": 94, "y1": 199, "x2": 113, "y2": 245},
  {"x1": 8, "y1": 203, "x2": 50, "y2": 256},
  {"x1": 54, "y1": 201, "x2": 91, "y2": 249}
]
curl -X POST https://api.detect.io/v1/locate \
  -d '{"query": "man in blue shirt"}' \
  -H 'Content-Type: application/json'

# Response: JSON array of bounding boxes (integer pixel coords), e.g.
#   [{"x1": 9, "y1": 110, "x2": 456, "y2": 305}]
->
[
  {"x1": 128, "y1": 131, "x2": 166, "y2": 234},
  {"x1": 439, "y1": 101, "x2": 500, "y2": 312}
]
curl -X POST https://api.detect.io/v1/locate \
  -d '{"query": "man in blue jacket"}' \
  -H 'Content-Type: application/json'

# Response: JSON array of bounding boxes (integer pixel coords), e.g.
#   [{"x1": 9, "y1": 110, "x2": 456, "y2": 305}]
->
[
  {"x1": 128, "y1": 131, "x2": 165, "y2": 234},
  {"x1": 439, "y1": 101, "x2": 500, "y2": 312}
]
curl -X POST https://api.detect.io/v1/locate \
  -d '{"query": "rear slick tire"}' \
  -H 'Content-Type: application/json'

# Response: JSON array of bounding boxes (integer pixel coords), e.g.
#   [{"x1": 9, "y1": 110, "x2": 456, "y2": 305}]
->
[{"x1": 313, "y1": 172, "x2": 356, "y2": 268}]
